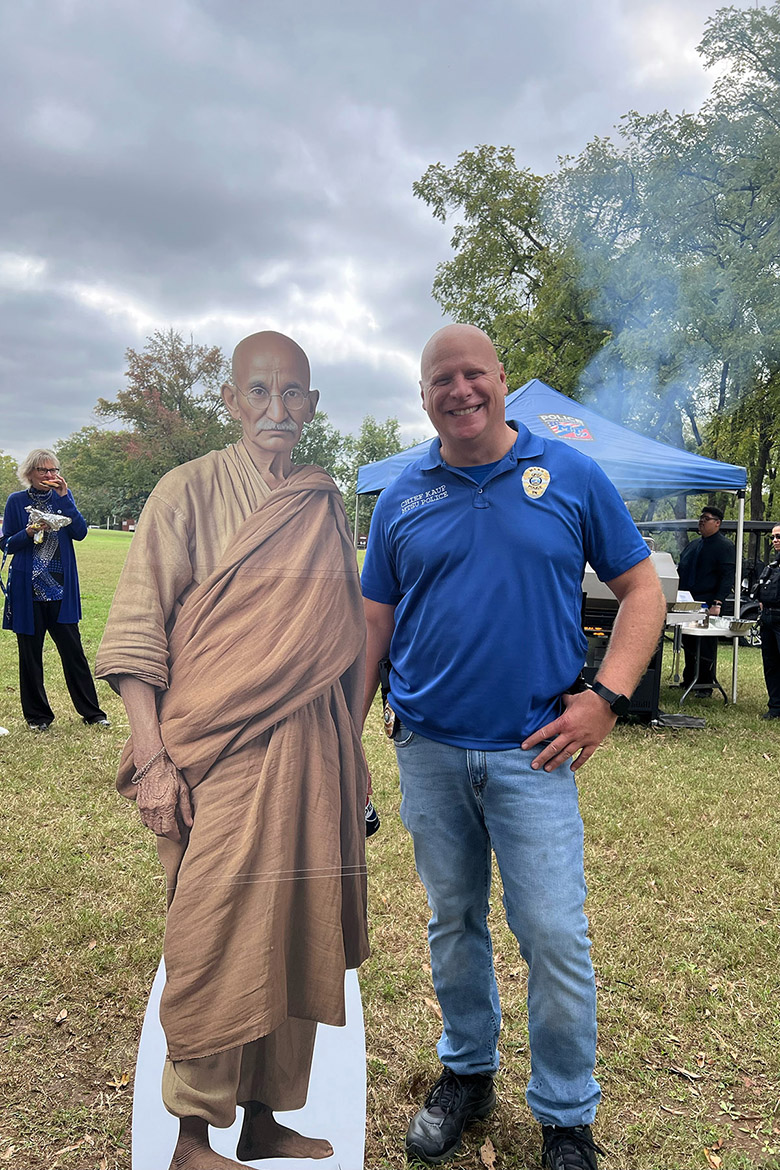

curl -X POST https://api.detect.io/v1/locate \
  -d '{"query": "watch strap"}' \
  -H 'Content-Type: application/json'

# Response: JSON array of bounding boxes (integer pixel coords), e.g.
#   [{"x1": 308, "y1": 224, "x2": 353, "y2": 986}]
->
[{"x1": 590, "y1": 680, "x2": 631, "y2": 716}]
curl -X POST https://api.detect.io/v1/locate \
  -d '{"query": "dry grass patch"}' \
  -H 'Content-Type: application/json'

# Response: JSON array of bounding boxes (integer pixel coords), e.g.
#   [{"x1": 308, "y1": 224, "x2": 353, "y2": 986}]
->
[
  {"x1": 1, "y1": 533, "x2": 157, "y2": 1169},
  {"x1": 360, "y1": 649, "x2": 780, "y2": 1169},
  {"x1": 1, "y1": 531, "x2": 778, "y2": 1169}
]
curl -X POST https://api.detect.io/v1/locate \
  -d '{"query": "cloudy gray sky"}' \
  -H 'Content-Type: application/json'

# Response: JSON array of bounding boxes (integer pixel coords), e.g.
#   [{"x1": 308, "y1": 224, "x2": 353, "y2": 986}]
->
[{"x1": 0, "y1": 0, "x2": 750, "y2": 463}]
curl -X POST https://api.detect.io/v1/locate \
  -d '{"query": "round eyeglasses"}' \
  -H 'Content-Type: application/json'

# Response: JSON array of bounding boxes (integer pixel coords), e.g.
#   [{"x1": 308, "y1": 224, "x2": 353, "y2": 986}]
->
[{"x1": 235, "y1": 385, "x2": 310, "y2": 412}]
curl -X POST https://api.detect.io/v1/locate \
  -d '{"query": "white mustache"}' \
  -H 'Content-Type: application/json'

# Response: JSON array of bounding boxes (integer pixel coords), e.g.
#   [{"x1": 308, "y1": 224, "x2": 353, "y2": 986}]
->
[{"x1": 254, "y1": 418, "x2": 298, "y2": 433}]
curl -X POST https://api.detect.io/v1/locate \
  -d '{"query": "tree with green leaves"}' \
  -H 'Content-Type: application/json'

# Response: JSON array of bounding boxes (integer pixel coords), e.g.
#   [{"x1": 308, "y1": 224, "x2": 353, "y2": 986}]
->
[
  {"x1": 0, "y1": 452, "x2": 18, "y2": 505},
  {"x1": 54, "y1": 427, "x2": 147, "y2": 526},
  {"x1": 292, "y1": 412, "x2": 347, "y2": 483},
  {"x1": 413, "y1": 145, "x2": 605, "y2": 396},
  {"x1": 342, "y1": 415, "x2": 404, "y2": 533},
  {"x1": 547, "y1": 5, "x2": 780, "y2": 521},
  {"x1": 96, "y1": 329, "x2": 240, "y2": 500},
  {"x1": 415, "y1": 3, "x2": 780, "y2": 528}
]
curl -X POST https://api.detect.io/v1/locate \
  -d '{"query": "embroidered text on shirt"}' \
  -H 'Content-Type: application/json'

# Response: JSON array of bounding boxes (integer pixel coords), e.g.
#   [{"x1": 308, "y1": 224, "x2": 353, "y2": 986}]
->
[{"x1": 400, "y1": 485, "x2": 449, "y2": 514}]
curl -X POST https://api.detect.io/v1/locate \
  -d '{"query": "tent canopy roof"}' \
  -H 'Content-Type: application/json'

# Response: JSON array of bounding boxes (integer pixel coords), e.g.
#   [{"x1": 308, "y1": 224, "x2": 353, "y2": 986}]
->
[{"x1": 356, "y1": 379, "x2": 747, "y2": 500}]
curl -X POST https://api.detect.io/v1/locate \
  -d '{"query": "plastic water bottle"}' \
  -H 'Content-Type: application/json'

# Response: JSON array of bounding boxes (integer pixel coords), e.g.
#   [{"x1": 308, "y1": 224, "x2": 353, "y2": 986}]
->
[{"x1": 697, "y1": 603, "x2": 709, "y2": 628}]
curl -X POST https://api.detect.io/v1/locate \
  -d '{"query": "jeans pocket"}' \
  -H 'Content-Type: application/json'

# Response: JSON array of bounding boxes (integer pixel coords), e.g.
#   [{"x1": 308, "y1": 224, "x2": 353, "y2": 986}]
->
[{"x1": 394, "y1": 721, "x2": 415, "y2": 748}]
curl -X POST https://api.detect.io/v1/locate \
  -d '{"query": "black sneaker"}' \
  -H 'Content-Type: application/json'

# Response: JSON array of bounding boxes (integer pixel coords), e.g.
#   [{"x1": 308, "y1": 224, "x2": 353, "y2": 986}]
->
[
  {"x1": 760, "y1": 710, "x2": 780, "y2": 720},
  {"x1": 541, "y1": 1125, "x2": 603, "y2": 1170},
  {"x1": 405, "y1": 1066, "x2": 495, "y2": 1164}
]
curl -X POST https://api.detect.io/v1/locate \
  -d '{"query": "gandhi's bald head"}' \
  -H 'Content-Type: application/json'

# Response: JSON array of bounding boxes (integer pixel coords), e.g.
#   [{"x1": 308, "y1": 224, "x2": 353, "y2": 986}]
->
[
  {"x1": 231, "y1": 331, "x2": 310, "y2": 391},
  {"x1": 420, "y1": 324, "x2": 499, "y2": 386}
]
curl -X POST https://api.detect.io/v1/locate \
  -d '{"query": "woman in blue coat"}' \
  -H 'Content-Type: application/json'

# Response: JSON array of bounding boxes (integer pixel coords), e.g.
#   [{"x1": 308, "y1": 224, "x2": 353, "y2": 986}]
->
[{"x1": 1, "y1": 449, "x2": 108, "y2": 730}]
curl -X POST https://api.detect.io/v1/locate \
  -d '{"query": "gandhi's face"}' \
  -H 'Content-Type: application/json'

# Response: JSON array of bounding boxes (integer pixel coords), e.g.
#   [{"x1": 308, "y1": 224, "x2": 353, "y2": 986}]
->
[{"x1": 223, "y1": 336, "x2": 317, "y2": 461}]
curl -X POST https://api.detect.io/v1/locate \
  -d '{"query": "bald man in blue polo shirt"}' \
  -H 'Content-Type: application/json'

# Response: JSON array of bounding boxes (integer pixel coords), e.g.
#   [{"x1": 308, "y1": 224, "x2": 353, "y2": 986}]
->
[{"x1": 361, "y1": 325, "x2": 666, "y2": 1170}]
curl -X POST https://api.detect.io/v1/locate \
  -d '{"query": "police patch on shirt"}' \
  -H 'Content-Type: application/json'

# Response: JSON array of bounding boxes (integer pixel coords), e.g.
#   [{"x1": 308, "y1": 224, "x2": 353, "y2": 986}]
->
[{"x1": 522, "y1": 466, "x2": 550, "y2": 499}]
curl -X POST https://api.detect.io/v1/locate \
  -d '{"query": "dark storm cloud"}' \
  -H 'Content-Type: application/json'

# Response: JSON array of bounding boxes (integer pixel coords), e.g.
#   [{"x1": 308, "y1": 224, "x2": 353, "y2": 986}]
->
[
  {"x1": 0, "y1": 286, "x2": 126, "y2": 455},
  {"x1": 0, "y1": 0, "x2": 752, "y2": 461}
]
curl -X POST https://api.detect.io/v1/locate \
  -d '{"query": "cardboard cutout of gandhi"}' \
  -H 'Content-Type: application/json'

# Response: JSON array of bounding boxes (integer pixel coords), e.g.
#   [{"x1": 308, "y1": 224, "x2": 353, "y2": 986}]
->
[{"x1": 96, "y1": 332, "x2": 370, "y2": 1169}]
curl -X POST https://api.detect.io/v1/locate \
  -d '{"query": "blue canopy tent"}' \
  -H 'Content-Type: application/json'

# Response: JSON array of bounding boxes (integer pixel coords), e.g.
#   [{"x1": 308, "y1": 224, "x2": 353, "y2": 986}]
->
[
  {"x1": 356, "y1": 378, "x2": 748, "y2": 700},
  {"x1": 356, "y1": 378, "x2": 747, "y2": 498}
]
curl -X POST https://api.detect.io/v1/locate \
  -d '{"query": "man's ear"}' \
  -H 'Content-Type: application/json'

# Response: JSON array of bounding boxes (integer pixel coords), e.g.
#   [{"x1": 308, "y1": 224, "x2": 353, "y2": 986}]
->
[
  {"x1": 221, "y1": 381, "x2": 241, "y2": 420},
  {"x1": 305, "y1": 389, "x2": 320, "y2": 422},
  {"x1": 420, "y1": 381, "x2": 428, "y2": 412}
]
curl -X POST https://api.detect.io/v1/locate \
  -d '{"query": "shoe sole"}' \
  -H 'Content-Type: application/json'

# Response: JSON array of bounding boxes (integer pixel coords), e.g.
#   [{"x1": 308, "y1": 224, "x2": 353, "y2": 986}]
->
[{"x1": 405, "y1": 1096, "x2": 496, "y2": 1165}]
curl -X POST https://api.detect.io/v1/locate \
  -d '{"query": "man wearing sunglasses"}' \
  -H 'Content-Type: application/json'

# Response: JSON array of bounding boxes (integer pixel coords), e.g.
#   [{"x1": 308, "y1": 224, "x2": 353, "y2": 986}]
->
[{"x1": 98, "y1": 331, "x2": 369, "y2": 1170}]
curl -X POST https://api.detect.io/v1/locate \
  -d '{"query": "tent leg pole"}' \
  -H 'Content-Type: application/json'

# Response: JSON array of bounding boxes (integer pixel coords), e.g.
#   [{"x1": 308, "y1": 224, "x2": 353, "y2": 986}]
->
[
  {"x1": 732, "y1": 491, "x2": 745, "y2": 704},
  {"x1": 354, "y1": 494, "x2": 359, "y2": 547}
]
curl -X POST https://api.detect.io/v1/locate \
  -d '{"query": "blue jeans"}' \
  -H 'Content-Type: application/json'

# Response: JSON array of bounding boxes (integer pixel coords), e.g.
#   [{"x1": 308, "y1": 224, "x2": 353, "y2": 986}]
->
[{"x1": 395, "y1": 726, "x2": 600, "y2": 1127}]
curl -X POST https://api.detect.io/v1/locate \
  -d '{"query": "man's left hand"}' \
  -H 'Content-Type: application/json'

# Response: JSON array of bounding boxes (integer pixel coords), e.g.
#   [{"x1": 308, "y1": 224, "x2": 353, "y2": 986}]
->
[{"x1": 521, "y1": 690, "x2": 618, "y2": 772}]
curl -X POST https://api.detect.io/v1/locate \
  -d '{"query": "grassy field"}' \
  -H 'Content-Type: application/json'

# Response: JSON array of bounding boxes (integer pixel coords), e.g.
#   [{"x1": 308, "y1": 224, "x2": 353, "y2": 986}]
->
[{"x1": 0, "y1": 530, "x2": 778, "y2": 1170}]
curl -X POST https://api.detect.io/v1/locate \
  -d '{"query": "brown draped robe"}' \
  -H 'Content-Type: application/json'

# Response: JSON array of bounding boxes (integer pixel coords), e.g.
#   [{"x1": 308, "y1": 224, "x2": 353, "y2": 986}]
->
[{"x1": 97, "y1": 445, "x2": 369, "y2": 1061}]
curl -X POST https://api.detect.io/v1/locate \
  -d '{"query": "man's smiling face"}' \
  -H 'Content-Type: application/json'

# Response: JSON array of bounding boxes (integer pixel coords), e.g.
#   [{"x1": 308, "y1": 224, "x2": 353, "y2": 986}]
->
[{"x1": 420, "y1": 325, "x2": 510, "y2": 465}]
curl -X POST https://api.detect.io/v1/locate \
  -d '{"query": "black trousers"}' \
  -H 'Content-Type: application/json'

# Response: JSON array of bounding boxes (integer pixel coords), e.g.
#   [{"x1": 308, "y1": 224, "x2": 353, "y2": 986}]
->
[
  {"x1": 760, "y1": 615, "x2": 780, "y2": 713},
  {"x1": 16, "y1": 600, "x2": 106, "y2": 725}
]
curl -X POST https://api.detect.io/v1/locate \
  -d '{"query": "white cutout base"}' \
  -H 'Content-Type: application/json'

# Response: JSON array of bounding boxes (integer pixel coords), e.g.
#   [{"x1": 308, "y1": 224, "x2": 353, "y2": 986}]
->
[{"x1": 132, "y1": 959, "x2": 365, "y2": 1169}]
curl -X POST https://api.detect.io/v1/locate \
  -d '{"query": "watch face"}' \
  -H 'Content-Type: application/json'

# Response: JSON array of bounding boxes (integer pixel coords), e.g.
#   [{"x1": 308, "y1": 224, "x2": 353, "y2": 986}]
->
[
  {"x1": 592, "y1": 680, "x2": 631, "y2": 716},
  {"x1": 612, "y1": 694, "x2": 632, "y2": 716}
]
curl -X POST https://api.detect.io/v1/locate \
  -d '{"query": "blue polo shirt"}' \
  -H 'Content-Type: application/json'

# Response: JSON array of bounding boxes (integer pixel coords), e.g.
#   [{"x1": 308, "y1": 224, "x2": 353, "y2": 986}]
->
[{"x1": 361, "y1": 423, "x2": 650, "y2": 749}]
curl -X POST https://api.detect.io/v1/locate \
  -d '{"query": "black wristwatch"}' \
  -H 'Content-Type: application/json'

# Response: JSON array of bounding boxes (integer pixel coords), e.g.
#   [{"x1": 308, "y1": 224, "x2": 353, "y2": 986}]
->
[{"x1": 590, "y1": 680, "x2": 631, "y2": 716}]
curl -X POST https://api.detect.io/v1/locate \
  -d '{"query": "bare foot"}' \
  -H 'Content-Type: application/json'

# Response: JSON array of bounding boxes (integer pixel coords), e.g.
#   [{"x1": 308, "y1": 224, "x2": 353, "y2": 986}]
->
[
  {"x1": 237, "y1": 1101, "x2": 333, "y2": 1161},
  {"x1": 169, "y1": 1115, "x2": 245, "y2": 1169}
]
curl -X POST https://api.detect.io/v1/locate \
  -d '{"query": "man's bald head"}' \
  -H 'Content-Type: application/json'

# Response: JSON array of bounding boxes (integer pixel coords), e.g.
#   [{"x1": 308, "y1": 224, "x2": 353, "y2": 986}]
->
[
  {"x1": 420, "y1": 324, "x2": 499, "y2": 386},
  {"x1": 232, "y1": 331, "x2": 310, "y2": 391},
  {"x1": 418, "y1": 322, "x2": 513, "y2": 465}
]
